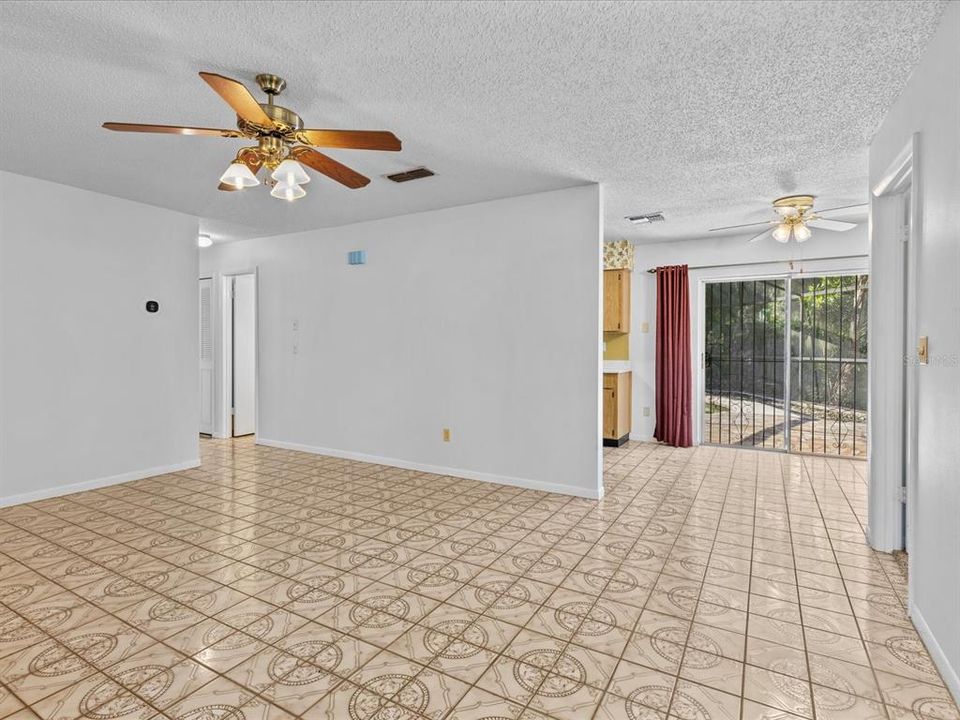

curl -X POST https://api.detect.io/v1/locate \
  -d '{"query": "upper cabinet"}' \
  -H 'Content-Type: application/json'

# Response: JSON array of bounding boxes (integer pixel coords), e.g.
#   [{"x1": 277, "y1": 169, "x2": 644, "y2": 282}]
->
[{"x1": 603, "y1": 269, "x2": 631, "y2": 333}]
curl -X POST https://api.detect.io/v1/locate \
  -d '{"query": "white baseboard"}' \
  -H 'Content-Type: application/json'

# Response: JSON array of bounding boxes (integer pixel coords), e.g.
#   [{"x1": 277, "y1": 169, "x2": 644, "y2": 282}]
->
[
  {"x1": 628, "y1": 433, "x2": 655, "y2": 442},
  {"x1": 910, "y1": 600, "x2": 960, "y2": 705},
  {"x1": 256, "y1": 438, "x2": 602, "y2": 500},
  {"x1": 0, "y1": 459, "x2": 201, "y2": 508}
]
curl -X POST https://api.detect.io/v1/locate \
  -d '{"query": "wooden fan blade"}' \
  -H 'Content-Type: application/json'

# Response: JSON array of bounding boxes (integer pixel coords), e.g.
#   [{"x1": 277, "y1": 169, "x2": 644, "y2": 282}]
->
[
  {"x1": 103, "y1": 122, "x2": 243, "y2": 137},
  {"x1": 807, "y1": 218, "x2": 857, "y2": 232},
  {"x1": 709, "y1": 220, "x2": 776, "y2": 232},
  {"x1": 298, "y1": 129, "x2": 401, "y2": 151},
  {"x1": 748, "y1": 227, "x2": 773, "y2": 243},
  {"x1": 290, "y1": 147, "x2": 370, "y2": 189},
  {"x1": 199, "y1": 72, "x2": 274, "y2": 128},
  {"x1": 218, "y1": 151, "x2": 263, "y2": 192}
]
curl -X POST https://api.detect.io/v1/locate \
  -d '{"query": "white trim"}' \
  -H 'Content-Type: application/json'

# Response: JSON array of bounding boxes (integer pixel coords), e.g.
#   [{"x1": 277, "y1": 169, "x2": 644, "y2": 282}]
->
[
  {"x1": 868, "y1": 133, "x2": 920, "y2": 557},
  {"x1": 910, "y1": 600, "x2": 960, "y2": 705},
  {"x1": 872, "y1": 138, "x2": 916, "y2": 197},
  {"x1": 218, "y1": 268, "x2": 259, "y2": 440},
  {"x1": 0, "y1": 459, "x2": 201, "y2": 508},
  {"x1": 628, "y1": 433, "x2": 655, "y2": 442},
  {"x1": 256, "y1": 438, "x2": 602, "y2": 500}
]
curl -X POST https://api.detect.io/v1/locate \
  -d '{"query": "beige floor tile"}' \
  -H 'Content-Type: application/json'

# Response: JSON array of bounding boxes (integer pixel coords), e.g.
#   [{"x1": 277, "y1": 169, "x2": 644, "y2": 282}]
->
[{"x1": 1, "y1": 439, "x2": 957, "y2": 720}]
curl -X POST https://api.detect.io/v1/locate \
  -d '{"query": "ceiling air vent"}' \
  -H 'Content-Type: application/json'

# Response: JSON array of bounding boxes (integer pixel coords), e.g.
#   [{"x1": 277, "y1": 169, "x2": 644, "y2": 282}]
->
[
  {"x1": 385, "y1": 167, "x2": 435, "y2": 183},
  {"x1": 626, "y1": 212, "x2": 665, "y2": 224}
]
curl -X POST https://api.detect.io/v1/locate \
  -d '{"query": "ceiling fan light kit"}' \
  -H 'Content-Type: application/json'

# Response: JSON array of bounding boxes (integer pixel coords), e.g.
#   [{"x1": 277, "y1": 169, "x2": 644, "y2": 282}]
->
[
  {"x1": 220, "y1": 161, "x2": 260, "y2": 189},
  {"x1": 272, "y1": 159, "x2": 310, "y2": 186},
  {"x1": 270, "y1": 181, "x2": 306, "y2": 202},
  {"x1": 771, "y1": 223, "x2": 792, "y2": 242},
  {"x1": 103, "y1": 72, "x2": 402, "y2": 201}
]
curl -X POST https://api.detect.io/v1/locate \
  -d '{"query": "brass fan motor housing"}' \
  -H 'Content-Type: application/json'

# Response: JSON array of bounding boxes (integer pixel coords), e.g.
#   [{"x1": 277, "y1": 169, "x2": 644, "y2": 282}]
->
[
  {"x1": 236, "y1": 75, "x2": 303, "y2": 136},
  {"x1": 236, "y1": 104, "x2": 303, "y2": 137},
  {"x1": 773, "y1": 195, "x2": 815, "y2": 212}
]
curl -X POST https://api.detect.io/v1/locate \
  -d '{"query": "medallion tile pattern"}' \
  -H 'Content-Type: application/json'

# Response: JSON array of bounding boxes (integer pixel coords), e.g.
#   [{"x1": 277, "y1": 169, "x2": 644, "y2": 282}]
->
[{"x1": 1, "y1": 438, "x2": 957, "y2": 720}]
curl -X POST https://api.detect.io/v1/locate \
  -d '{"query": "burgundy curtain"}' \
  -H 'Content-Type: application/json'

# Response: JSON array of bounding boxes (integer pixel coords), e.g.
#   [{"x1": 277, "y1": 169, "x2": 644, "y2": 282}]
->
[{"x1": 654, "y1": 265, "x2": 692, "y2": 447}]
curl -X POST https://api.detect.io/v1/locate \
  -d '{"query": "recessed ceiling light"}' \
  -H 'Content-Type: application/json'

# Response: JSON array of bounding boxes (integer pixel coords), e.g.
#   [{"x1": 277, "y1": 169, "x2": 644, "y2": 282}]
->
[
  {"x1": 198, "y1": 234, "x2": 213, "y2": 248},
  {"x1": 626, "y1": 212, "x2": 665, "y2": 224}
]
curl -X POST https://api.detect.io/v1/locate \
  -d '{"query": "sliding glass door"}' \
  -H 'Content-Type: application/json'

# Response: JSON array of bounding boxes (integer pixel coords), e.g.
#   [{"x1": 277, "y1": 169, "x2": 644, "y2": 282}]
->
[{"x1": 703, "y1": 274, "x2": 868, "y2": 457}]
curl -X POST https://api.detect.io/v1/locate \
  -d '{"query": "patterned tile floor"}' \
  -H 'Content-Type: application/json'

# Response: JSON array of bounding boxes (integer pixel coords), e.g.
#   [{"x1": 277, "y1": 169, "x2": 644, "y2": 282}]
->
[{"x1": 1, "y1": 438, "x2": 958, "y2": 720}]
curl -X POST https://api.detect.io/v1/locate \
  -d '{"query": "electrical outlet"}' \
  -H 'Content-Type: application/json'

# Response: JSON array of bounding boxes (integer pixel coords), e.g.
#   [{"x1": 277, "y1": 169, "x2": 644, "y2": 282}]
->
[
  {"x1": 292, "y1": 319, "x2": 299, "y2": 331},
  {"x1": 641, "y1": 321, "x2": 649, "y2": 333},
  {"x1": 442, "y1": 428, "x2": 451, "y2": 442},
  {"x1": 643, "y1": 406, "x2": 650, "y2": 417}
]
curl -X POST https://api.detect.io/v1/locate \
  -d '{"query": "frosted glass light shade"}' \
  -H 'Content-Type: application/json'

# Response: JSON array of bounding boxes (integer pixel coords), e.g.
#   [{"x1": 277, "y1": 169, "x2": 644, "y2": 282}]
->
[
  {"x1": 772, "y1": 223, "x2": 792, "y2": 243},
  {"x1": 271, "y1": 159, "x2": 310, "y2": 185},
  {"x1": 197, "y1": 234, "x2": 213, "y2": 248},
  {"x1": 219, "y1": 162, "x2": 259, "y2": 188},
  {"x1": 270, "y1": 181, "x2": 306, "y2": 201},
  {"x1": 794, "y1": 224, "x2": 812, "y2": 242}
]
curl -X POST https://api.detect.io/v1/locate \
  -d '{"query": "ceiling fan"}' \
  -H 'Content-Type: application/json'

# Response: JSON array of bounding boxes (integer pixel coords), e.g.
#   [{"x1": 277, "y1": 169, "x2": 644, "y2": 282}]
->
[
  {"x1": 103, "y1": 72, "x2": 401, "y2": 201},
  {"x1": 709, "y1": 195, "x2": 864, "y2": 243}
]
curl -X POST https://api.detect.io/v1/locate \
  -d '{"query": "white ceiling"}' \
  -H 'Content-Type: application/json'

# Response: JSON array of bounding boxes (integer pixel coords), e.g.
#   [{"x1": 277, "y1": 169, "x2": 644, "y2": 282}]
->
[{"x1": 0, "y1": 1, "x2": 945, "y2": 243}]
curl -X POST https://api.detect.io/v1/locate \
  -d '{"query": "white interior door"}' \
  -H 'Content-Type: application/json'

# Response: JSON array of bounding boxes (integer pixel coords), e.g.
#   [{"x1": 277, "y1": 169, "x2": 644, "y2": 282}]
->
[
  {"x1": 232, "y1": 274, "x2": 256, "y2": 437},
  {"x1": 199, "y1": 278, "x2": 214, "y2": 435}
]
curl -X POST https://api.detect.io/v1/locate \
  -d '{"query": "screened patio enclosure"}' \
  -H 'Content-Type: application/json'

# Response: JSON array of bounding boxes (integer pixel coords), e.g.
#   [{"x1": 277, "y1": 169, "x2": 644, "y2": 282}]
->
[{"x1": 703, "y1": 274, "x2": 868, "y2": 457}]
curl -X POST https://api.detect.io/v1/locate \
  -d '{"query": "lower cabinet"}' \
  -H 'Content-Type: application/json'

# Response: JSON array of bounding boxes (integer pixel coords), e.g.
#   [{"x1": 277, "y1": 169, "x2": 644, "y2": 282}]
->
[{"x1": 603, "y1": 371, "x2": 632, "y2": 446}]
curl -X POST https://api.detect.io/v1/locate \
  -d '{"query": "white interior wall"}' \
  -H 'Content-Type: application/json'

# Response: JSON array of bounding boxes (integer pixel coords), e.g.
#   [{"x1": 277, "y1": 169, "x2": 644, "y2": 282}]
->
[
  {"x1": 0, "y1": 172, "x2": 200, "y2": 506},
  {"x1": 627, "y1": 227, "x2": 869, "y2": 439},
  {"x1": 199, "y1": 185, "x2": 603, "y2": 498},
  {"x1": 868, "y1": 3, "x2": 960, "y2": 700}
]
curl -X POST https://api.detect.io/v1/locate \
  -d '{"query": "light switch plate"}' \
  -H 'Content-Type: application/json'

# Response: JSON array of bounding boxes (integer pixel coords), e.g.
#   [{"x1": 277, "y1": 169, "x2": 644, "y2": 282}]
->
[{"x1": 641, "y1": 322, "x2": 649, "y2": 333}]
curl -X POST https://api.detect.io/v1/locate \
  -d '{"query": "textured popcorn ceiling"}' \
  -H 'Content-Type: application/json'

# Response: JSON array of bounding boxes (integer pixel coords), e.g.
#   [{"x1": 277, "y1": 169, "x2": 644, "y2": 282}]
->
[{"x1": 0, "y1": 1, "x2": 946, "y2": 243}]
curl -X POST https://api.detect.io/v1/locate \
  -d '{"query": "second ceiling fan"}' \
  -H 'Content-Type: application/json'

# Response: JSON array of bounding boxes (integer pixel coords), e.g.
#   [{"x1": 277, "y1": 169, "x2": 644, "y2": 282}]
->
[
  {"x1": 103, "y1": 71, "x2": 402, "y2": 201},
  {"x1": 710, "y1": 195, "x2": 864, "y2": 243}
]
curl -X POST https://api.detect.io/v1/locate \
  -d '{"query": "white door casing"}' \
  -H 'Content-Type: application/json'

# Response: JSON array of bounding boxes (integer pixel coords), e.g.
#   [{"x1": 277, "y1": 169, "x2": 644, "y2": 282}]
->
[
  {"x1": 199, "y1": 278, "x2": 214, "y2": 435},
  {"x1": 232, "y1": 274, "x2": 256, "y2": 437}
]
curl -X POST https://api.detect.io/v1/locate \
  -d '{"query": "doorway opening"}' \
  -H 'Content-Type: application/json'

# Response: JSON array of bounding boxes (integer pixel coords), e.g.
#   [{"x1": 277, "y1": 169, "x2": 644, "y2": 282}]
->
[
  {"x1": 225, "y1": 273, "x2": 257, "y2": 438},
  {"x1": 702, "y1": 273, "x2": 868, "y2": 457}
]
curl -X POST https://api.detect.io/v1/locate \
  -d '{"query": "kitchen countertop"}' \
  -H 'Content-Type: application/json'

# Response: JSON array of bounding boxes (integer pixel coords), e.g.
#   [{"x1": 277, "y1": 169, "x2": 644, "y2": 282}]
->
[{"x1": 603, "y1": 361, "x2": 632, "y2": 374}]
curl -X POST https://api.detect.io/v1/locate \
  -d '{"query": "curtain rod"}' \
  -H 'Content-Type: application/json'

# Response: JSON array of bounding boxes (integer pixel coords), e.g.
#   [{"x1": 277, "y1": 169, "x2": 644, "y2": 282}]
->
[{"x1": 644, "y1": 253, "x2": 868, "y2": 274}]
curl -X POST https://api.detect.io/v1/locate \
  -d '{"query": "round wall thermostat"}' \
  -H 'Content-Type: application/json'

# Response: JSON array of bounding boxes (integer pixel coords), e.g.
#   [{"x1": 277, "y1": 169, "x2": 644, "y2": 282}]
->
[{"x1": 145, "y1": 300, "x2": 159, "y2": 313}]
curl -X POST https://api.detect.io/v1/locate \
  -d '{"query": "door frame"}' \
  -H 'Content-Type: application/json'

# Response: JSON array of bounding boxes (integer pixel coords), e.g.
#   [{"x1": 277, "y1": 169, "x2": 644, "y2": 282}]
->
[
  {"x1": 199, "y1": 276, "x2": 215, "y2": 436},
  {"x1": 869, "y1": 134, "x2": 920, "y2": 573},
  {"x1": 218, "y1": 269, "x2": 259, "y2": 441}
]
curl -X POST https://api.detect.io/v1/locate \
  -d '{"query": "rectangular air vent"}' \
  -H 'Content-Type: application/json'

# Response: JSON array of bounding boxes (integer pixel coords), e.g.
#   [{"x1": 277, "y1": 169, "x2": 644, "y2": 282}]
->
[
  {"x1": 385, "y1": 167, "x2": 435, "y2": 183},
  {"x1": 626, "y1": 212, "x2": 665, "y2": 224}
]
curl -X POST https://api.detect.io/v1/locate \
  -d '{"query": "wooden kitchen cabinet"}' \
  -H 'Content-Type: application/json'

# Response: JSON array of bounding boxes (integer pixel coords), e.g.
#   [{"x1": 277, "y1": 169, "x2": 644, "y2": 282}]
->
[
  {"x1": 603, "y1": 371, "x2": 632, "y2": 446},
  {"x1": 603, "y1": 269, "x2": 631, "y2": 333}
]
